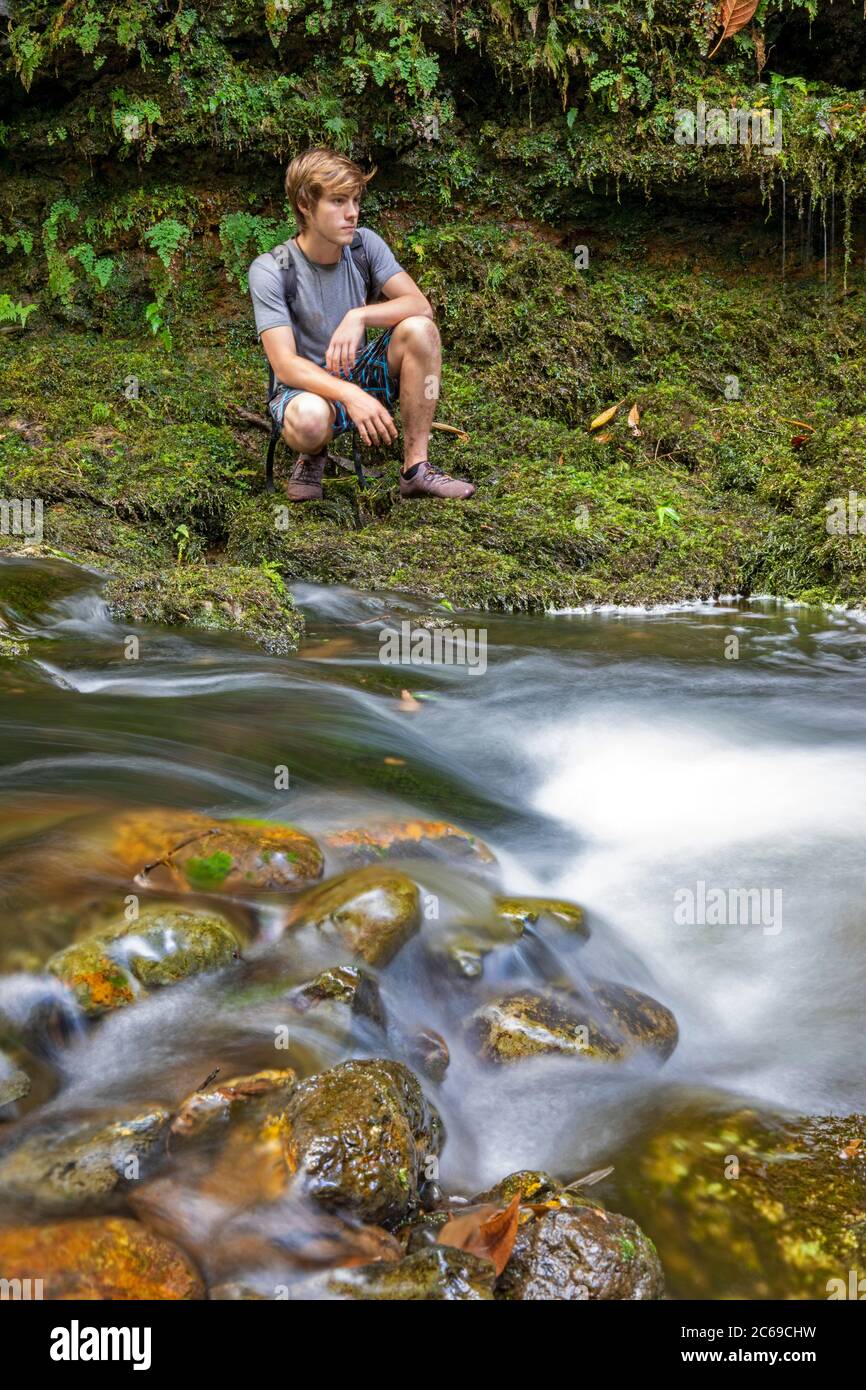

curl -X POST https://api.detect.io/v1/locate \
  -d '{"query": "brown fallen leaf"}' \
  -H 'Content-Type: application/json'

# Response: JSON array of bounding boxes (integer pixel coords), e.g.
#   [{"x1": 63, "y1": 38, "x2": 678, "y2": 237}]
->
[
  {"x1": 589, "y1": 401, "x2": 623, "y2": 431},
  {"x1": 437, "y1": 1193, "x2": 521, "y2": 1276},
  {"x1": 840, "y1": 1138, "x2": 862, "y2": 1160},
  {"x1": 383, "y1": 756, "x2": 405, "y2": 766},
  {"x1": 627, "y1": 402, "x2": 642, "y2": 437},
  {"x1": 790, "y1": 435, "x2": 809, "y2": 450},
  {"x1": 708, "y1": 0, "x2": 760, "y2": 59},
  {"x1": 595, "y1": 431, "x2": 613, "y2": 443}
]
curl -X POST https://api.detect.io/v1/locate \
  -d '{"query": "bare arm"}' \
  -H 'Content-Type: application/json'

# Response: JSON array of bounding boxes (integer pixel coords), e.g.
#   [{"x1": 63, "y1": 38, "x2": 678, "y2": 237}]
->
[
  {"x1": 260, "y1": 324, "x2": 397, "y2": 447},
  {"x1": 260, "y1": 325, "x2": 353, "y2": 402},
  {"x1": 325, "y1": 271, "x2": 433, "y2": 376}
]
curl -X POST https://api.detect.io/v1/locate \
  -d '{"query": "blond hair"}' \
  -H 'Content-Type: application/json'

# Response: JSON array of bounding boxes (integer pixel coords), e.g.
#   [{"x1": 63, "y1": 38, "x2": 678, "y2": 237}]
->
[{"x1": 284, "y1": 148, "x2": 376, "y2": 230}]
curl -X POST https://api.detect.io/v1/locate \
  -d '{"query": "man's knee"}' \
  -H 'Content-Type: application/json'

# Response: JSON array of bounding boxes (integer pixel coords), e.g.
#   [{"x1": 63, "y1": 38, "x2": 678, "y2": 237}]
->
[
  {"x1": 282, "y1": 394, "x2": 334, "y2": 451},
  {"x1": 393, "y1": 315, "x2": 440, "y2": 353}
]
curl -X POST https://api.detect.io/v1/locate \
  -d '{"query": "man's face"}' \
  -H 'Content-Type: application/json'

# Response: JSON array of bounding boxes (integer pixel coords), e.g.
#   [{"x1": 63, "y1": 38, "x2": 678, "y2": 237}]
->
[{"x1": 305, "y1": 188, "x2": 361, "y2": 245}]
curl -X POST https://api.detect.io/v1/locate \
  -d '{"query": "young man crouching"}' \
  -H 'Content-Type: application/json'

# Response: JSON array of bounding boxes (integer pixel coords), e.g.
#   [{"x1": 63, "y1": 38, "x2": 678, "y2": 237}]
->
[{"x1": 248, "y1": 147, "x2": 475, "y2": 502}]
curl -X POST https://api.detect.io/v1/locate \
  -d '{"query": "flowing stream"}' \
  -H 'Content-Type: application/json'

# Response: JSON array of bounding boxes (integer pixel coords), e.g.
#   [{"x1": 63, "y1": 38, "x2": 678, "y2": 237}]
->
[{"x1": 1, "y1": 557, "x2": 865, "y2": 1291}]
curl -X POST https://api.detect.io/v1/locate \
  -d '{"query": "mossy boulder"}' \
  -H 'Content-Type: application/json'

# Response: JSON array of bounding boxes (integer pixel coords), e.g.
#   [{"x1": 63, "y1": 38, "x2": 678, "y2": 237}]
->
[
  {"x1": 135, "y1": 818, "x2": 324, "y2": 895},
  {"x1": 46, "y1": 906, "x2": 242, "y2": 1016},
  {"x1": 467, "y1": 980, "x2": 678, "y2": 1065},
  {"x1": 315, "y1": 1245, "x2": 496, "y2": 1301},
  {"x1": 104, "y1": 564, "x2": 304, "y2": 655},
  {"x1": 496, "y1": 1206, "x2": 664, "y2": 1301},
  {"x1": 609, "y1": 1103, "x2": 866, "y2": 1300},
  {"x1": 0, "y1": 1105, "x2": 170, "y2": 1210},
  {"x1": 285, "y1": 867, "x2": 422, "y2": 966},
  {"x1": 101, "y1": 807, "x2": 324, "y2": 895},
  {"x1": 324, "y1": 819, "x2": 495, "y2": 869},
  {"x1": 0, "y1": 1217, "x2": 204, "y2": 1298},
  {"x1": 283, "y1": 1058, "x2": 444, "y2": 1226}
]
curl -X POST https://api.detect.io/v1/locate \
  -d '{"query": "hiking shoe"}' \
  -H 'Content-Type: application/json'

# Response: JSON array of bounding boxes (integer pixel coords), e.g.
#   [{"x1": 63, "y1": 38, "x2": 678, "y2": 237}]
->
[
  {"x1": 399, "y1": 460, "x2": 476, "y2": 500},
  {"x1": 285, "y1": 451, "x2": 327, "y2": 502}
]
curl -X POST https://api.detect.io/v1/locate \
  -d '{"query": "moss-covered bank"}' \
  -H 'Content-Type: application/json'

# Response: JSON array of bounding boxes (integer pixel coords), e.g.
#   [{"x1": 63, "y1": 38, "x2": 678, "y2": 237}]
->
[{"x1": 3, "y1": 2, "x2": 866, "y2": 633}]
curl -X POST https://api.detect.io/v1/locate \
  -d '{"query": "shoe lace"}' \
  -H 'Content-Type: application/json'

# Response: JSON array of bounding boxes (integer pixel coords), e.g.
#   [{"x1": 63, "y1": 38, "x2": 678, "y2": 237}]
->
[{"x1": 296, "y1": 454, "x2": 325, "y2": 483}]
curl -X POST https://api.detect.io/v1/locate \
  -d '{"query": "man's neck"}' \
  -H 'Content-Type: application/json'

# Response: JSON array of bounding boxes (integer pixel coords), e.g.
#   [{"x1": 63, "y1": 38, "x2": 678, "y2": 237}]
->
[{"x1": 296, "y1": 226, "x2": 343, "y2": 266}]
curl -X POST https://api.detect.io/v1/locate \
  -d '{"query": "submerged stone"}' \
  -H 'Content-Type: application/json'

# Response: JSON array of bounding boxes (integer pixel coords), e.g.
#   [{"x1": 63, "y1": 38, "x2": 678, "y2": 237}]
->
[
  {"x1": 495, "y1": 896, "x2": 589, "y2": 939},
  {"x1": 496, "y1": 1205, "x2": 664, "y2": 1300},
  {"x1": 0, "y1": 1048, "x2": 30, "y2": 1110},
  {"x1": 467, "y1": 980, "x2": 678, "y2": 1065},
  {"x1": 324, "y1": 819, "x2": 496, "y2": 869},
  {"x1": 0, "y1": 1105, "x2": 170, "y2": 1209},
  {"x1": 610, "y1": 1103, "x2": 866, "y2": 1299},
  {"x1": 283, "y1": 1058, "x2": 444, "y2": 1226},
  {"x1": 0, "y1": 1216, "x2": 204, "y2": 1298},
  {"x1": 170, "y1": 1068, "x2": 297, "y2": 1146},
  {"x1": 288, "y1": 964, "x2": 387, "y2": 1033},
  {"x1": 317, "y1": 1245, "x2": 495, "y2": 1300},
  {"x1": 46, "y1": 906, "x2": 242, "y2": 1016},
  {"x1": 285, "y1": 866, "x2": 422, "y2": 966}
]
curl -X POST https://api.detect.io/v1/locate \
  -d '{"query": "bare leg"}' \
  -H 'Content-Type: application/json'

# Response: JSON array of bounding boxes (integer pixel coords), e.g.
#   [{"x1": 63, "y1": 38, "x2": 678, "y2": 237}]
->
[
  {"x1": 281, "y1": 392, "x2": 336, "y2": 455},
  {"x1": 386, "y1": 315, "x2": 441, "y2": 472}
]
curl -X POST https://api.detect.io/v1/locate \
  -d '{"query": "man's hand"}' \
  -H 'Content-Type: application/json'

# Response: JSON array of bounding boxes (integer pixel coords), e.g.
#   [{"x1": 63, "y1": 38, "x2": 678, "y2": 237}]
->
[
  {"x1": 345, "y1": 384, "x2": 398, "y2": 447},
  {"x1": 325, "y1": 309, "x2": 365, "y2": 378}
]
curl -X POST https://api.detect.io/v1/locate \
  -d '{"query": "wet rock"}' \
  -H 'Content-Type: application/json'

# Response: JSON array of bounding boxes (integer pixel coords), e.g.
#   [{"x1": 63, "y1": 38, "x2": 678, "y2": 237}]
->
[
  {"x1": 430, "y1": 917, "x2": 523, "y2": 981},
  {"x1": 467, "y1": 980, "x2": 678, "y2": 1065},
  {"x1": 496, "y1": 1205, "x2": 664, "y2": 1300},
  {"x1": 472, "y1": 1170, "x2": 562, "y2": 1206},
  {"x1": 304, "y1": 1245, "x2": 495, "y2": 1300},
  {"x1": 610, "y1": 1102, "x2": 866, "y2": 1299},
  {"x1": 46, "y1": 906, "x2": 242, "y2": 1016},
  {"x1": 283, "y1": 1058, "x2": 444, "y2": 1226},
  {"x1": 324, "y1": 819, "x2": 496, "y2": 869},
  {"x1": 285, "y1": 867, "x2": 422, "y2": 966},
  {"x1": 402, "y1": 1209, "x2": 452, "y2": 1252},
  {"x1": 0, "y1": 1105, "x2": 170, "y2": 1210},
  {"x1": 408, "y1": 1028, "x2": 450, "y2": 1082},
  {"x1": 0, "y1": 1048, "x2": 30, "y2": 1110},
  {"x1": 134, "y1": 816, "x2": 324, "y2": 895},
  {"x1": 0, "y1": 1217, "x2": 204, "y2": 1298},
  {"x1": 170, "y1": 1068, "x2": 297, "y2": 1146},
  {"x1": 288, "y1": 964, "x2": 386, "y2": 1032},
  {"x1": 495, "y1": 896, "x2": 589, "y2": 940}
]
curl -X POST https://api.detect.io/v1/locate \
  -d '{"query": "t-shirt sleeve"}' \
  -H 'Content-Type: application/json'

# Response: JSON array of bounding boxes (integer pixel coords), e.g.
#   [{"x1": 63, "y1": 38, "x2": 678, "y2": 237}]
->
[
  {"x1": 248, "y1": 253, "x2": 293, "y2": 338},
  {"x1": 360, "y1": 227, "x2": 405, "y2": 297}
]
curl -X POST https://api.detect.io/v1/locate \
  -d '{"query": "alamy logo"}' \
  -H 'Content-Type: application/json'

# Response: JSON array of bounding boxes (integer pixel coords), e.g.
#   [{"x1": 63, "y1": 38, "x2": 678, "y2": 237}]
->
[
  {"x1": 379, "y1": 619, "x2": 487, "y2": 675},
  {"x1": 0, "y1": 497, "x2": 43, "y2": 542},
  {"x1": 50, "y1": 1320, "x2": 151, "y2": 1370},
  {"x1": 674, "y1": 101, "x2": 782, "y2": 151},
  {"x1": 825, "y1": 490, "x2": 866, "y2": 535},
  {"x1": 673, "y1": 880, "x2": 782, "y2": 936},
  {"x1": 0, "y1": 1276, "x2": 43, "y2": 1299},
  {"x1": 827, "y1": 1269, "x2": 866, "y2": 1299}
]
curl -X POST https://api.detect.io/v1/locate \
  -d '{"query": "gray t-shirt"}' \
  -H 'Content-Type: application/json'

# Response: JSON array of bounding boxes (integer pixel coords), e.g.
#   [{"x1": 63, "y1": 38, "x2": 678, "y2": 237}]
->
[{"x1": 247, "y1": 227, "x2": 404, "y2": 385}]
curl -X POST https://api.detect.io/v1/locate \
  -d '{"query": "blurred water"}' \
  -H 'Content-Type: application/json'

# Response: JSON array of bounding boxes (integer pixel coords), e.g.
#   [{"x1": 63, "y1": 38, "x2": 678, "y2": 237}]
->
[{"x1": 1, "y1": 557, "x2": 865, "y2": 1203}]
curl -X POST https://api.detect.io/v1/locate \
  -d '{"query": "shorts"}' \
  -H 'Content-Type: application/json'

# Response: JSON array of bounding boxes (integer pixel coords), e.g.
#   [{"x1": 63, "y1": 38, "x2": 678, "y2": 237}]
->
[{"x1": 268, "y1": 327, "x2": 399, "y2": 436}]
